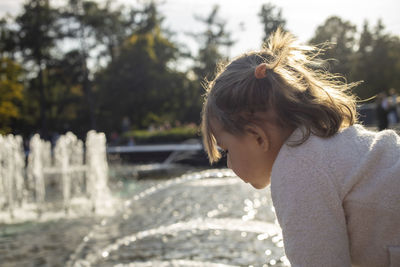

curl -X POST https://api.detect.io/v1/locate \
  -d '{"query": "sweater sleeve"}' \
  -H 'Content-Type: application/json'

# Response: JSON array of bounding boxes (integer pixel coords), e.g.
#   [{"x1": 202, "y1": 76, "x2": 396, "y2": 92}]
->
[{"x1": 271, "y1": 156, "x2": 351, "y2": 267}]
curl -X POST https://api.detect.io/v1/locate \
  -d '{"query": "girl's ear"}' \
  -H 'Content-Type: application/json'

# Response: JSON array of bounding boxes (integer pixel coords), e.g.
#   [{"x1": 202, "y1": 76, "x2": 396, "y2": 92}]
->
[{"x1": 245, "y1": 125, "x2": 270, "y2": 152}]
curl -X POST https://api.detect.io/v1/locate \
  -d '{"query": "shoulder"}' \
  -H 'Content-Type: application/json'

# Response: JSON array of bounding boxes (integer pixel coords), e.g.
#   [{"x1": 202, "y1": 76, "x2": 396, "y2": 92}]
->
[
  {"x1": 272, "y1": 125, "x2": 350, "y2": 171},
  {"x1": 270, "y1": 124, "x2": 366, "y2": 198},
  {"x1": 273, "y1": 124, "x2": 395, "y2": 169},
  {"x1": 270, "y1": 127, "x2": 340, "y2": 203},
  {"x1": 271, "y1": 124, "x2": 400, "y2": 199}
]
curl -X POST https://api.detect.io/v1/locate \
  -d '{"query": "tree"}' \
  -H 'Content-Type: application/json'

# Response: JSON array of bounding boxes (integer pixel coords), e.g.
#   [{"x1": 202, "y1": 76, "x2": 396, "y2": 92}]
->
[
  {"x1": 59, "y1": 0, "x2": 144, "y2": 131},
  {"x1": 95, "y1": 2, "x2": 188, "y2": 133},
  {"x1": 0, "y1": 18, "x2": 19, "y2": 59},
  {"x1": 258, "y1": 3, "x2": 286, "y2": 42},
  {"x1": 15, "y1": 0, "x2": 61, "y2": 137},
  {"x1": 351, "y1": 20, "x2": 400, "y2": 99},
  {"x1": 182, "y1": 5, "x2": 235, "y2": 124},
  {"x1": 309, "y1": 17, "x2": 400, "y2": 101},
  {"x1": 45, "y1": 50, "x2": 89, "y2": 135},
  {"x1": 350, "y1": 21, "x2": 376, "y2": 99},
  {"x1": 189, "y1": 5, "x2": 234, "y2": 83},
  {"x1": 309, "y1": 16, "x2": 357, "y2": 77},
  {"x1": 65, "y1": 0, "x2": 140, "y2": 65},
  {"x1": 0, "y1": 58, "x2": 23, "y2": 134}
]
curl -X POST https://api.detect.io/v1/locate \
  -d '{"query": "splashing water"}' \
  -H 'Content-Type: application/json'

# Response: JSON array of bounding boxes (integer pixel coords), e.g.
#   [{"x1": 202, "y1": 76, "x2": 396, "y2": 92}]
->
[
  {"x1": 67, "y1": 169, "x2": 290, "y2": 267},
  {"x1": 0, "y1": 131, "x2": 111, "y2": 223},
  {"x1": 0, "y1": 135, "x2": 26, "y2": 218}
]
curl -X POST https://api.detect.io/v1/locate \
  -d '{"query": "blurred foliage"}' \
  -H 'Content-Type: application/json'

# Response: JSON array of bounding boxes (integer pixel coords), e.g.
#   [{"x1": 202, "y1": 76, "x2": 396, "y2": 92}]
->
[
  {"x1": 350, "y1": 20, "x2": 400, "y2": 100},
  {"x1": 0, "y1": 1, "x2": 399, "y2": 140},
  {"x1": 189, "y1": 5, "x2": 234, "y2": 82},
  {"x1": 258, "y1": 3, "x2": 287, "y2": 42},
  {"x1": 309, "y1": 16, "x2": 400, "y2": 101},
  {"x1": 0, "y1": 58, "x2": 23, "y2": 134},
  {"x1": 95, "y1": 2, "x2": 192, "y2": 132},
  {"x1": 15, "y1": 0, "x2": 62, "y2": 135},
  {"x1": 309, "y1": 16, "x2": 357, "y2": 77},
  {"x1": 124, "y1": 125, "x2": 199, "y2": 144},
  {"x1": 185, "y1": 5, "x2": 235, "y2": 127}
]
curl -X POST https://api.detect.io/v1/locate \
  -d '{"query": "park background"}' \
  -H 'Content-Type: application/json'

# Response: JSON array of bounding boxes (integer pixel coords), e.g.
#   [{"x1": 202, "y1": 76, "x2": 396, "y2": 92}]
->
[
  {"x1": 1, "y1": 1, "x2": 400, "y2": 266},
  {"x1": 1, "y1": 0, "x2": 400, "y2": 145}
]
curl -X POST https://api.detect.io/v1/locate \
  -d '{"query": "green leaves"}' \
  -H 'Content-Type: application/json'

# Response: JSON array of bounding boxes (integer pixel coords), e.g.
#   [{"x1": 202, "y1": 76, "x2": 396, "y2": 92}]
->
[
  {"x1": 0, "y1": 58, "x2": 23, "y2": 134},
  {"x1": 1, "y1": 1, "x2": 399, "y2": 137},
  {"x1": 309, "y1": 17, "x2": 400, "y2": 101},
  {"x1": 309, "y1": 16, "x2": 357, "y2": 77},
  {"x1": 259, "y1": 3, "x2": 286, "y2": 42},
  {"x1": 190, "y1": 5, "x2": 234, "y2": 82}
]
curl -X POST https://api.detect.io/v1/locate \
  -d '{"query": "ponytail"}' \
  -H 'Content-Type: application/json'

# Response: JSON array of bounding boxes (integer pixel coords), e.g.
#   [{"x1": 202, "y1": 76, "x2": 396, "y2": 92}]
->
[{"x1": 201, "y1": 28, "x2": 359, "y2": 163}]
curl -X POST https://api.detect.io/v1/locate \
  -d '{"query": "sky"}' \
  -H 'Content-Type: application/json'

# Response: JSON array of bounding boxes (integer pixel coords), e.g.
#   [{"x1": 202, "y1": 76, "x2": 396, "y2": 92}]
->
[{"x1": 1, "y1": 0, "x2": 400, "y2": 58}]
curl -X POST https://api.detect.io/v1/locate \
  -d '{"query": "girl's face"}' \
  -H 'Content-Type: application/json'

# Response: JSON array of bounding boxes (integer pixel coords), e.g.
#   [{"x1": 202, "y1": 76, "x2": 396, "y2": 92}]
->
[{"x1": 211, "y1": 119, "x2": 288, "y2": 189}]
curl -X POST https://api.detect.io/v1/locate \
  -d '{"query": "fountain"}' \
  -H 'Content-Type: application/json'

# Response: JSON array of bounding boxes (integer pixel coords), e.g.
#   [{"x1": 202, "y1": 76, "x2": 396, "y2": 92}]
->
[
  {"x1": 1, "y1": 133, "x2": 289, "y2": 266},
  {"x1": 0, "y1": 134, "x2": 26, "y2": 218},
  {"x1": 66, "y1": 169, "x2": 290, "y2": 267},
  {"x1": 26, "y1": 134, "x2": 49, "y2": 215},
  {"x1": 85, "y1": 130, "x2": 111, "y2": 213},
  {"x1": 0, "y1": 130, "x2": 110, "y2": 222}
]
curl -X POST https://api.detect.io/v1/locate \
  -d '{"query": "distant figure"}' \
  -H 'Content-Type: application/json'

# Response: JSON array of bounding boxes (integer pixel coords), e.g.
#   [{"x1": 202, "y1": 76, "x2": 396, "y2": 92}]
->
[
  {"x1": 388, "y1": 88, "x2": 399, "y2": 125},
  {"x1": 201, "y1": 29, "x2": 400, "y2": 266},
  {"x1": 127, "y1": 137, "x2": 135, "y2": 146},
  {"x1": 110, "y1": 131, "x2": 119, "y2": 145},
  {"x1": 148, "y1": 123, "x2": 156, "y2": 132},
  {"x1": 375, "y1": 92, "x2": 389, "y2": 131},
  {"x1": 121, "y1": 116, "x2": 131, "y2": 133}
]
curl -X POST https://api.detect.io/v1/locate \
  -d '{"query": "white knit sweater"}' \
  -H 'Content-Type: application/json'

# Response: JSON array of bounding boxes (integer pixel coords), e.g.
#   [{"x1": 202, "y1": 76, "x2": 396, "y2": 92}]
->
[{"x1": 270, "y1": 124, "x2": 400, "y2": 267}]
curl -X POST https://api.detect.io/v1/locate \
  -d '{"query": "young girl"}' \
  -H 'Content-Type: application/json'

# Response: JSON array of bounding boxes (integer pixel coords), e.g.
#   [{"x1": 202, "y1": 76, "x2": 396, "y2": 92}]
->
[{"x1": 201, "y1": 29, "x2": 400, "y2": 267}]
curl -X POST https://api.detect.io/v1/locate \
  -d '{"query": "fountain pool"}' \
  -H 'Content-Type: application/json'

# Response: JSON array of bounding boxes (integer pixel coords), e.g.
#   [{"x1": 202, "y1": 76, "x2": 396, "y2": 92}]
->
[{"x1": 1, "y1": 165, "x2": 289, "y2": 266}]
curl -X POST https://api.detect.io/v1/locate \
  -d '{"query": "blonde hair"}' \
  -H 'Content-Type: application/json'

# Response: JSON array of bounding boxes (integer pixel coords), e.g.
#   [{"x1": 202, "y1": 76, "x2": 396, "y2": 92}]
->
[{"x1": 201, "y1": 28, "x2": 359, "y2": 163}]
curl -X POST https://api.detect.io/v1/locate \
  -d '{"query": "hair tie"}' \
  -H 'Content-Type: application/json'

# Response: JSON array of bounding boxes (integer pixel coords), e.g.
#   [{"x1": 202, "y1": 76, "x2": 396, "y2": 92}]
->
[{"x1": 254, "y1": 63, "x2": 268, "y2": 79}]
